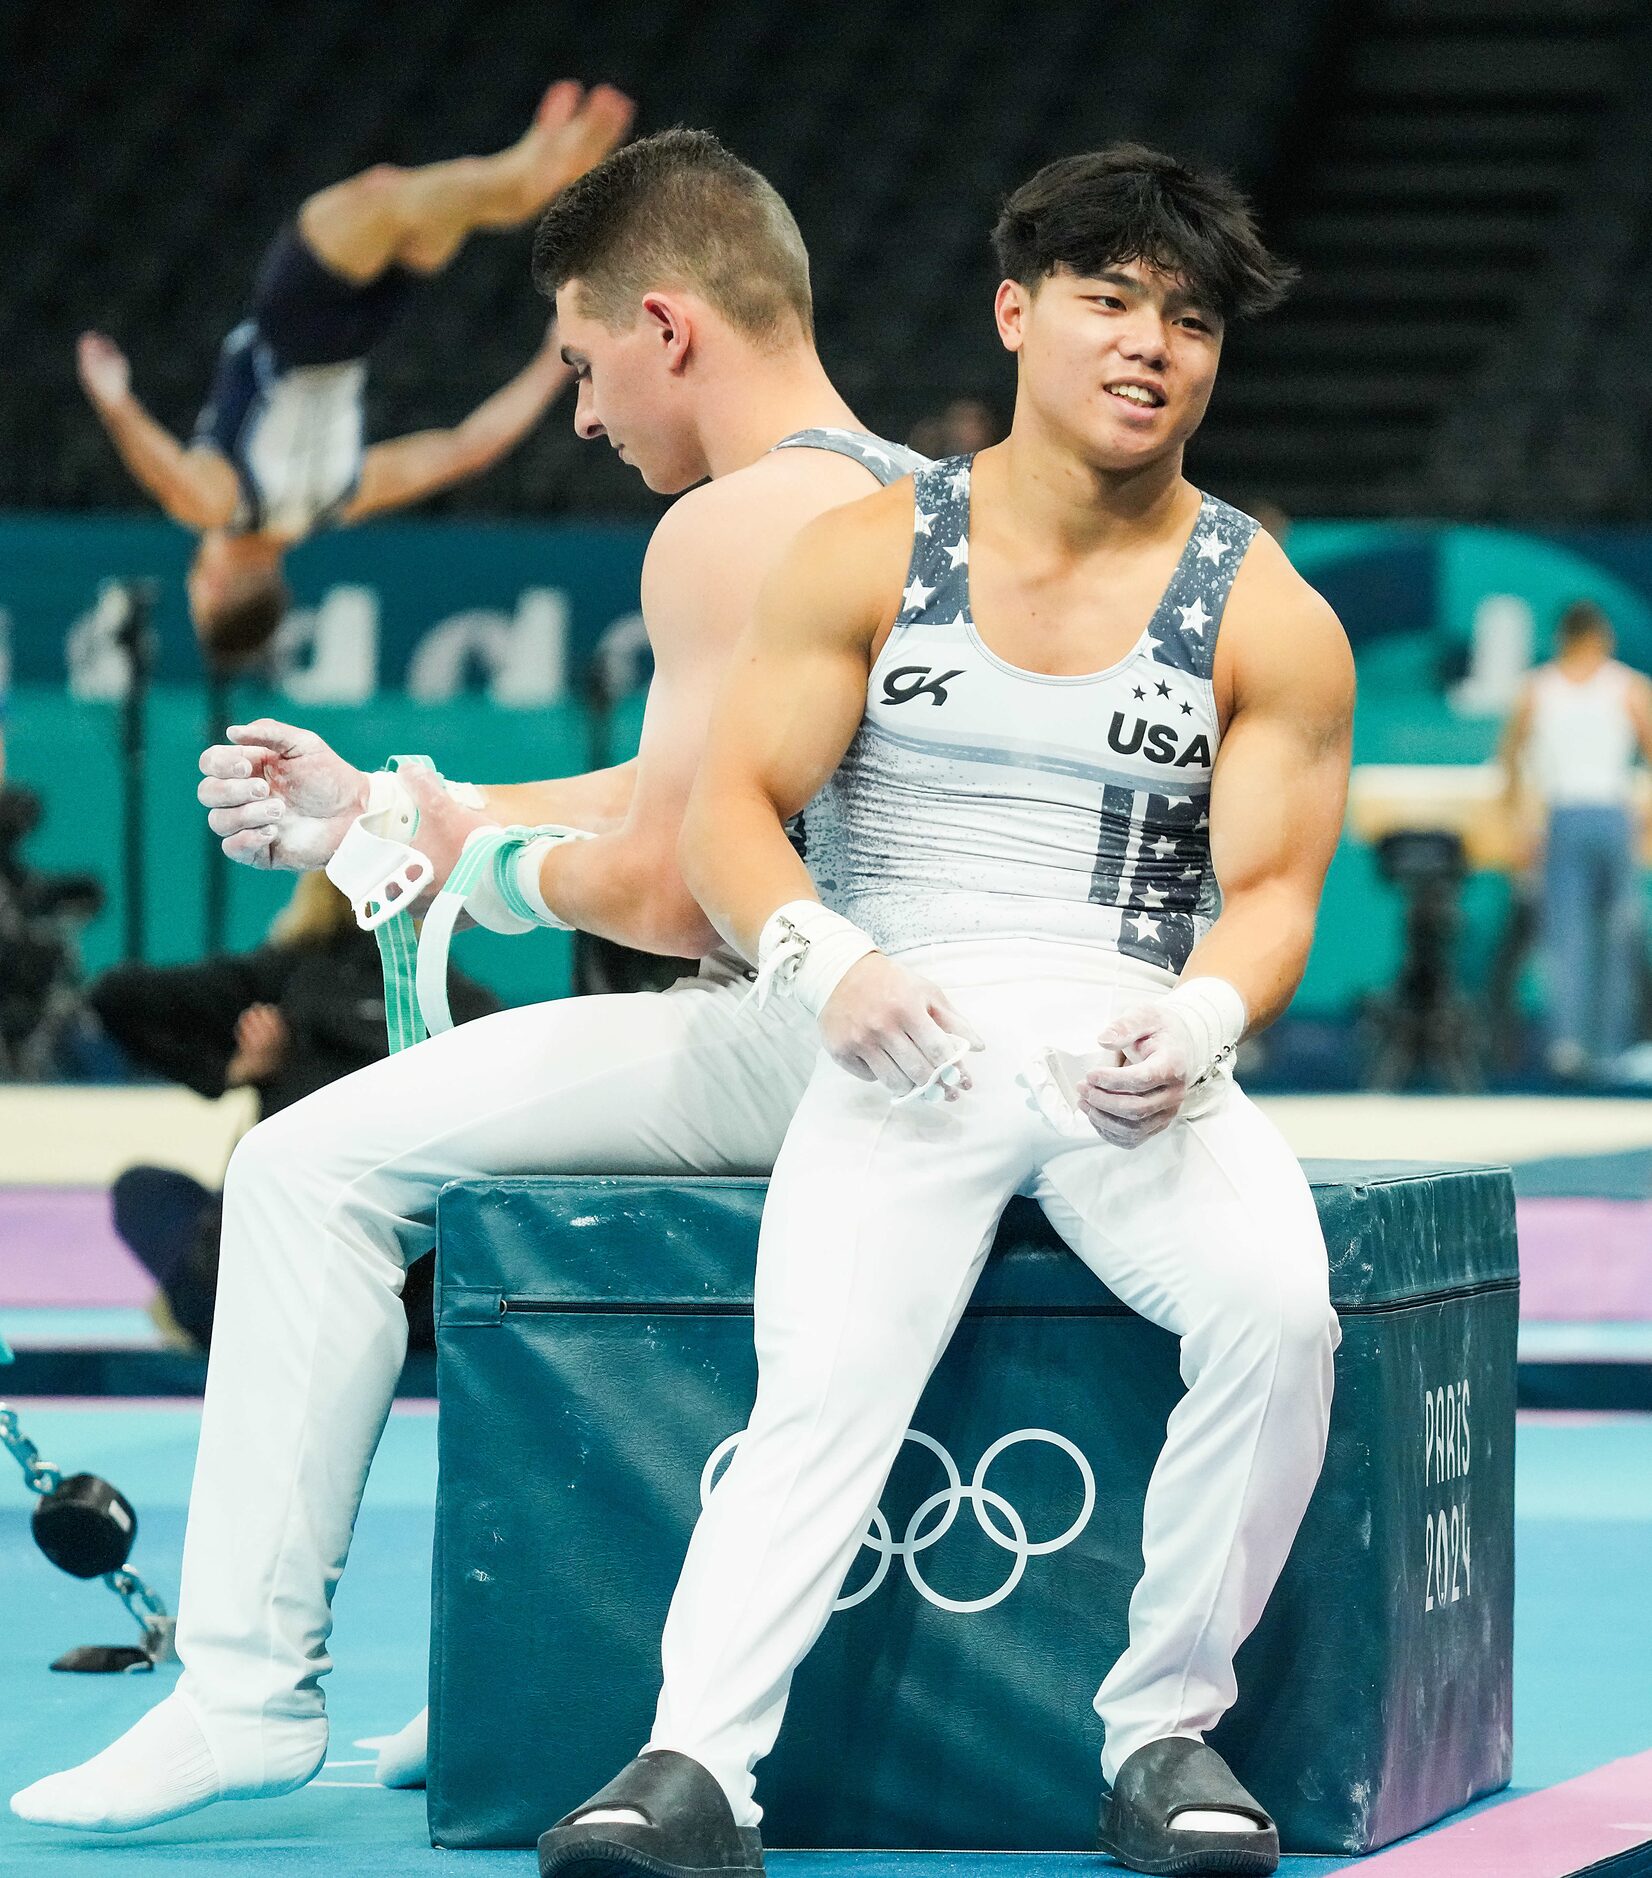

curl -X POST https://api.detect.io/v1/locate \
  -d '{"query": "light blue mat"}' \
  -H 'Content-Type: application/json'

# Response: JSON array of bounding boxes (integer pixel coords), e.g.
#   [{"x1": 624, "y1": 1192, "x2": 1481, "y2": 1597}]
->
[{"x1": 0, "y1": 1406, "x2": 1646, "y2": 1877}]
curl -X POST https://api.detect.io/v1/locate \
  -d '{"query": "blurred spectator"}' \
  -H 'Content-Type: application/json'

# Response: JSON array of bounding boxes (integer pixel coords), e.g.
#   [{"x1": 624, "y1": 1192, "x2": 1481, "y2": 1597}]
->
[
  {"x1": 1244, "y1": 496, "x2": 1291, "y2": 546},
  {"x1": 908, "y1": 397, "x2": 1003, "y2": 459},
  {"x1": 91, "y1": 873, "x2": 499, "y2": 1347},
  {"x1": 1499, "y1": 600, "x2": 1652, "y2": 1079},
  {"x1": 0, "y1": 783, "x2": 104, "y2": 1077}
]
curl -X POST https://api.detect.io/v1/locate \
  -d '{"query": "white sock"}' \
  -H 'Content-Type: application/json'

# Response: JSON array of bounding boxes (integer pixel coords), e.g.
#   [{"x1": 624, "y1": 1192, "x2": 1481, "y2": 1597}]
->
[
  {"x1": 366, "y1": 1707, "x2": 428, "y2": 1789},
  {"x1": 10, "y1": 1693, "x2": 324, "y2": 1833},
  {"x1": 1171, "y1": 1807, "x2": 1264, "y2": 1833}
]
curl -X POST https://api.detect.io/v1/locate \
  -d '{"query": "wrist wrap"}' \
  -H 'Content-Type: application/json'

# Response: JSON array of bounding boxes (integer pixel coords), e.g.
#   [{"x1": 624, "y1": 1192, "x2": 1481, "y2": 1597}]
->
[
  {"x1": 1162, "y1": 976, "x2": 1247, "y2": 1085},
  {"x1": 752, "y1": 900, "x2": 878, "y2": 1016}
]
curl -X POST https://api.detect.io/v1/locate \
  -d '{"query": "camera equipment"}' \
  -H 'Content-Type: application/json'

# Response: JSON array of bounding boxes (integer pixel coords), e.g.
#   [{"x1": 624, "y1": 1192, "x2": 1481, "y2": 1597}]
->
[
  {"x1": 1361, "y1": 829, "x2": 1484, "y2": 1091},
  {"x1": 0, "y1": 784, "x2": 105, "y2": 1078},
  {"x1": 112, "y1": 579, "x2": 159, "y2": 962}
]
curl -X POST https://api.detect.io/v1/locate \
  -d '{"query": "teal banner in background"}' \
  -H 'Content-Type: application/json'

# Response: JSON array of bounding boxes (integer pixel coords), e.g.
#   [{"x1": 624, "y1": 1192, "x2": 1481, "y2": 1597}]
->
[
  {"x1": 8, "y1": 509, "x2": 1652, "y2": 1016},
  {"x1": 9, "y1": 508, "x2": 1652, "y2": 701},
  {"x1": 0, "y1": 512, "x2": 651, "y2": 703}
]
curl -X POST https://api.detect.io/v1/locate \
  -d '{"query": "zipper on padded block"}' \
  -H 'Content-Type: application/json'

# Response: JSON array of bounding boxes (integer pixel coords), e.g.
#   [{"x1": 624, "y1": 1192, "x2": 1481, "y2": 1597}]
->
[{"x1": 483, "y1": 1277, "x2": 1520, "y2": 1322}]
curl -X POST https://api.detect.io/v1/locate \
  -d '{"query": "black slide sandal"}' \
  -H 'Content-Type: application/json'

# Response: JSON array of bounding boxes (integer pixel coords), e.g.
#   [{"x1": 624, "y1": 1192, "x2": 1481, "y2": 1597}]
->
[
  {"x1": 538, "y1": 1751, "x2": 765, "y2": 1878},
  {"x1": 1097, "y1": 1738, "x2": 1280, "y2": 1876}
]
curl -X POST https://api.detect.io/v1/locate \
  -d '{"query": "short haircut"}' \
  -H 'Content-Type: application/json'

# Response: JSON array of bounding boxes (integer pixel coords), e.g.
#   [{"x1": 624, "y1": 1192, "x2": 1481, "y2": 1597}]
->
[
  {"x1": 532, "y1": 128, "x2": 813, "y2": 347},
  {"x1": 199, "y1": 569, "x2": 290, "y2": 667},
  {"x1": 1557, "y1": 598, "x2": 1612, "y2": 645},
  {"x1": 992, "y1": 143, "x2": 1297, "y2": 322}
]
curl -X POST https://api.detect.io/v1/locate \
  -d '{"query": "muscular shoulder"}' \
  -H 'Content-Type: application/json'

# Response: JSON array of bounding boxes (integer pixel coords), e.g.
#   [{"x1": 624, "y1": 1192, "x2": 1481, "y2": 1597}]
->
[
  {"x1": 1217, "y1": 527, "x2": 1354, "y2": 722},
  {"x1": 759, "y1": 476, "x2": 915, "y2": 651},
  {"x1": 777, "y1": 471, "x2": 913, "y2": 578},
  {"x1": 642, "y1": 451, "x2": 912, "y2": 656},
  {"x1": 643, "y1": 449, "x2": 894, "y2": 607}
]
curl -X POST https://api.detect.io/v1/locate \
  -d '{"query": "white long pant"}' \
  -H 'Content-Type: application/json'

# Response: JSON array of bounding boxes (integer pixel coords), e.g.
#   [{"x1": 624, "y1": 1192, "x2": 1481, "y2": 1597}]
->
[
  {"x1": 649, "y1": 940, "x2": 1340, "y2": 1823},
  {"x1": 172, "y1": 958, "x2": 818, "y2": 1784}
]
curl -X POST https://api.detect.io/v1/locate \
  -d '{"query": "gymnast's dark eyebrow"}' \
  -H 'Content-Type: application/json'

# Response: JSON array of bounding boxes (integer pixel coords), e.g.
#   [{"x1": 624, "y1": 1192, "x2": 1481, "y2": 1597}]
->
[
  {"x1": 1089, "y1": 268, "x2": 1214, "y2": 320},
  {"x1": 560, "y1": 346, "x2": 587, "y2": 370}
]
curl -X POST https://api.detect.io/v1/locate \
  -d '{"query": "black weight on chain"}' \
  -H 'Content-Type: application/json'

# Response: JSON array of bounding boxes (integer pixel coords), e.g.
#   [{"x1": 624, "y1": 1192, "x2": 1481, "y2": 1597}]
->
[
  {"x1": 32, "y1": 1473, "x2": 137, "y2": 1578},
  {"x1": 2, "y1": 1403, "x2": 174, "y2": 1670}
]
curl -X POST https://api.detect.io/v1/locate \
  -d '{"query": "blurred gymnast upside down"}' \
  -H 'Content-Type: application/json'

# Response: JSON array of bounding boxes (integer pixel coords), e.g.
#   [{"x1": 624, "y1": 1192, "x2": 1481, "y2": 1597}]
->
[{"x1": 74, "y1": 77, "x2": 633, "y2": 662}]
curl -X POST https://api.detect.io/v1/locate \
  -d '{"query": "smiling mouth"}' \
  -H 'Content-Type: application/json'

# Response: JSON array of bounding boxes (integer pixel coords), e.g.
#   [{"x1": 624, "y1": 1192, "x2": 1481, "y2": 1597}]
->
[{"x1": 1105, "y1": 383, "x2": 1165, "y2": 410}]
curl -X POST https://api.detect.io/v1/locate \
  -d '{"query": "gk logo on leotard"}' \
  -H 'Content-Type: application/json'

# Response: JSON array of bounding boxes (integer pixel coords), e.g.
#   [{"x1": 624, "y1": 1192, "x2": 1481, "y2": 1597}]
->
[
  {"x1": 882, "y1": 665, "x2": 964, "y2": 707},
  {"x1": 701, "y1": 1427, "x2": 1095, "y2": 1615}
]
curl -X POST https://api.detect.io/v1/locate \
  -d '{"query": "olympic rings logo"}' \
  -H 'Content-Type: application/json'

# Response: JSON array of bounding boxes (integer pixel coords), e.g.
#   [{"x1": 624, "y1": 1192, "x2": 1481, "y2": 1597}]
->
[{"x1": 700, "y1": 1427, "x2": 1095, "y2": 1615}]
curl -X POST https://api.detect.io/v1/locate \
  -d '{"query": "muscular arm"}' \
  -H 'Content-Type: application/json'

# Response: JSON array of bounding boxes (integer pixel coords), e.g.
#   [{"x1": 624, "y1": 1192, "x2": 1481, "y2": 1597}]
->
[
  {"x1": 531, "y1": 474, "x2": 884, "y2": 956},
  {"x1": 479, "y1": 762, "x2": 635, "y2": 836},
  {"x1": 344, "y1": 332, "x2": 571, "y2": 521},
  {"x1": 200, "y1": 721, "x2": 638, "y2": 871},
  {"x1": 679, "y1": 491, "x2": 984, "y2": 1101},
  {"x1": 76, "y1": 334, "x2": 237, "y2": 529},
  {"x1": 1182, "y1": 562, "x2": 1355, "y2": 1031},
  {"x1": 678, "y1": 504, "x2": 894, "y2": 958},
  {"x1": 529, "y1": 647, "x2": 722, "y2": 955}
]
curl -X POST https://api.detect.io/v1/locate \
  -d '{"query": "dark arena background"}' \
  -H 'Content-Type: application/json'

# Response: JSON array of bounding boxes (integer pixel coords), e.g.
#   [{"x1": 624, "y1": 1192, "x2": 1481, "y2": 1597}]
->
[{"x1": 1, "y1": 4, "x2": 1649, "y2": 1876}]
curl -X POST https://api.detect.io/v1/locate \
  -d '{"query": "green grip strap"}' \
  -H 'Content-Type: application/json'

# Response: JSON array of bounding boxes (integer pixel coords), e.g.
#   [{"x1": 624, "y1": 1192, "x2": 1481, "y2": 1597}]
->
[
  {"x1": 414, "y1": 827, "x2": 551, "y2": 1041},
  {"x1": 375, "y1": 754, "x2": 435, "y2": 1055},
  {"x1": 375, "y1": 914, "x2": 424, "y2": 1055},
  {"x1": 364, "y1": 750, "x2": 560, "y2": 1054}
]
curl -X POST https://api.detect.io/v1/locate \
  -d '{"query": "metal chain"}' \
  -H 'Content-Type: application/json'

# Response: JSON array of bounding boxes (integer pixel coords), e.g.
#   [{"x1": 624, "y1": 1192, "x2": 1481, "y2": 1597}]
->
[
  {"x1": 105, "y1": 1569, "x2": 165, "y2": 1627},
  {"x1": 3, "y1": 1404, "x2": 177, "y2": 1662},
  {"x1": 105, "y1": 1570, "x2": 177, "y2": 1662},
  {"x1": 0, "y1": 1403, "x2": 62, "y2": 1497}
]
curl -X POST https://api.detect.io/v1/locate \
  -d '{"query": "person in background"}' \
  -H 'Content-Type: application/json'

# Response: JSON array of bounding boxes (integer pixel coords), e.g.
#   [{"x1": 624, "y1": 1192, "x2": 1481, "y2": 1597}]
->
[
  {"x1": 1500, "y1": 599, "x2": 1652, "y2": 1080},
  {"x1": 906, "y1": 395, "x2": 1001, "y2": 458},
  {"x1": 90, "y1": 872, "x2": 498, "y2": 1346},
  {"x1": 1238, "y1": 495, "x2": 1290, "y2": 547}
]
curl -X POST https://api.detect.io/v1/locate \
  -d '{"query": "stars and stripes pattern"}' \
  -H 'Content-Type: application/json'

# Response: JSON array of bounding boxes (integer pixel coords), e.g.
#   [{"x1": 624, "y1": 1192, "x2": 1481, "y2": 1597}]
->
[
  {"x1": 1148, "y1": 508, "x2": 1256, "y2": 680},
  {"x1": 807, "y1": 453, "x2": 1258, "y2": 975},
  {"x1": 771, "y1": 426, "x2": 928, "y2": 489},
  {"x1": 1091, "y1": 786, "x2": 1217, "y2": 974},
  {"x1": 892, "y1": 457, "x2": 974, "y2": 629}
]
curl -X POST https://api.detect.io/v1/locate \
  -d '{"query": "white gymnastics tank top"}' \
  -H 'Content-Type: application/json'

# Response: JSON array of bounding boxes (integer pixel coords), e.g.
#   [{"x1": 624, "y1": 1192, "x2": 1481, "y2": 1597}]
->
[{"x1": 805, "y1": 455, "x2": 1261, "y2": 978}]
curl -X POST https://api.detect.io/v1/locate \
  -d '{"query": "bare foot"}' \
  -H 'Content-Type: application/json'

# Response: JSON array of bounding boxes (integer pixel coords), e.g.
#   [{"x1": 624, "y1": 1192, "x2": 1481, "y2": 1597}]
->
[
  {"x1": 532, "y1": 78, "x2": 583, "y2": 139},
  {"x1": 76, "y1": 331, "x2": 131, "y2": 412},
  {"x1": 510, "y1": 80, "x2": 635, "y2": 211}
]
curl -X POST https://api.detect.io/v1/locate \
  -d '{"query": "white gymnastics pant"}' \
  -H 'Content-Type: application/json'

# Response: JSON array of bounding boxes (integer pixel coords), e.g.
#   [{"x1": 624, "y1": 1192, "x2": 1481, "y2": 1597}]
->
[
  {"x1": 170, "y1": 958, "x2": 817, "y2": 1781},
  {"x1": 649, "y1": 939, "x2": 1340, "y2": 1822}
]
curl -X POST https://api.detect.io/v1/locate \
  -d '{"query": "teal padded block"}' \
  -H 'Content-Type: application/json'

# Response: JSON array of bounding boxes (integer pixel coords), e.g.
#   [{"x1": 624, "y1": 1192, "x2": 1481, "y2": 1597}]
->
[{"x1": 430, "y1": 1162, "x2": 1517, "y2": 1854}]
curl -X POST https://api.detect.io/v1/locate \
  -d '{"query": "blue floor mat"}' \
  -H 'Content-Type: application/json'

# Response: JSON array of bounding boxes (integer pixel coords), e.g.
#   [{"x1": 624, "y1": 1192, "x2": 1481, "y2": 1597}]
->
[
  {"x1": 1, "y1": 1407, "x2": 1648, "y2": 1878},
  {"x1": 1511, "y1": 1147, "x2": 1652, "y2": 1200}
]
